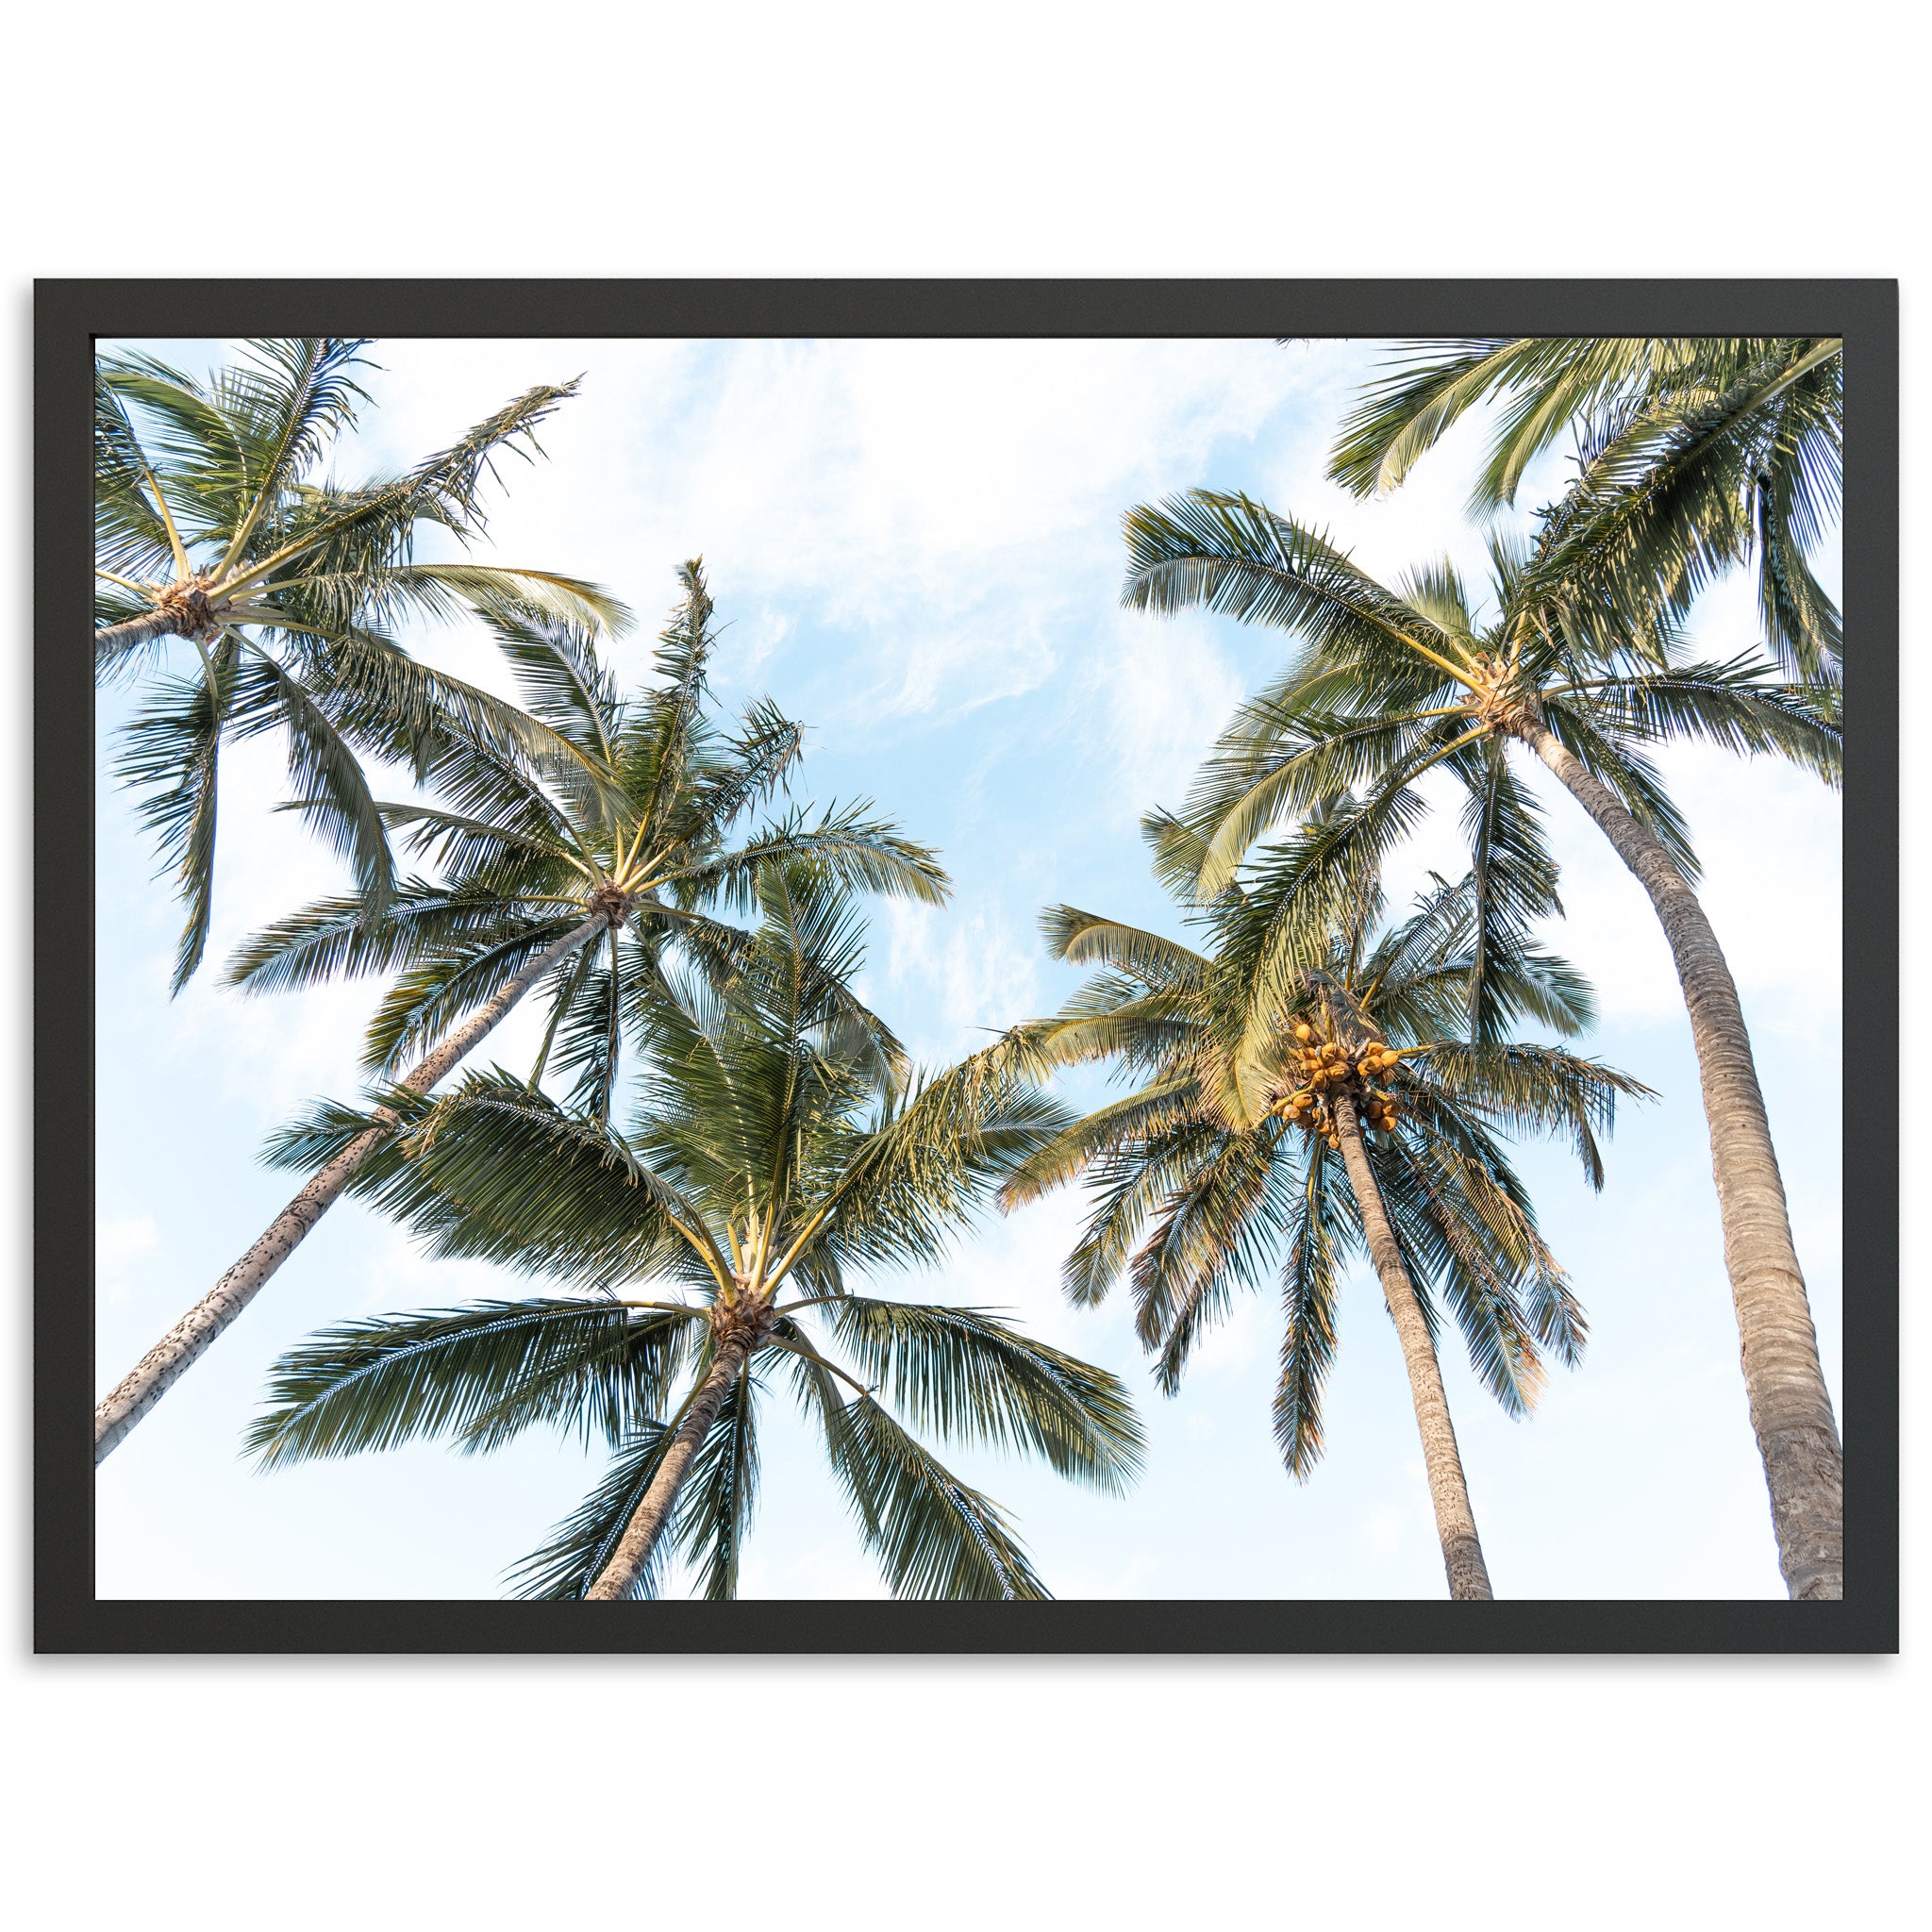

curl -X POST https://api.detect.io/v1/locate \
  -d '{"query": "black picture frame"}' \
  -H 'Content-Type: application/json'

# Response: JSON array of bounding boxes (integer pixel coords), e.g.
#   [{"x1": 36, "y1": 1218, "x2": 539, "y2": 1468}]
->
[{"x1": 38, "y1": 278, "x2": 1898, "y2": 1654}]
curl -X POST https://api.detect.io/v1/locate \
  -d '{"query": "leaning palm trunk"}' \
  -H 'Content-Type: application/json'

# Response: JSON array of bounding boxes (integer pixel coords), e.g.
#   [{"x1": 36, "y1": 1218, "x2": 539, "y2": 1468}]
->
[
  {"x1": 1333, "y1": 1096, "x2": 1494, "y2": 1601},
  {"x1": 586, "y1": 1337, "x2": 752, "y2": 1600},
  {"x1": 94, "y1": 608, "x2": 203, "y2": 658},
  {"x1": 94, "y1": 913, "x2": 609, "y2": 1462},
  {"x1": 1521, "y1": 721, "x2": 1842, "y2": 1599}
]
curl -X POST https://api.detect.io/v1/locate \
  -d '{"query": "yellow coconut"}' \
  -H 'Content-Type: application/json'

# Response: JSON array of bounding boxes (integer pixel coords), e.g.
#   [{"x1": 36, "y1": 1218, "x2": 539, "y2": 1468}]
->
[{"x1": 1294, "y1": 1023, "x2": 1312, "y2": 1041}]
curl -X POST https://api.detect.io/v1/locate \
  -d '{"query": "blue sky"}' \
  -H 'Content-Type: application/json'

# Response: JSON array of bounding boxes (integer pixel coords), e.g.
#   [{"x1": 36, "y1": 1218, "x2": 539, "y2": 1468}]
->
[{"x1": 94, "y1": 337, "x2": 1842, "y2": 1600}]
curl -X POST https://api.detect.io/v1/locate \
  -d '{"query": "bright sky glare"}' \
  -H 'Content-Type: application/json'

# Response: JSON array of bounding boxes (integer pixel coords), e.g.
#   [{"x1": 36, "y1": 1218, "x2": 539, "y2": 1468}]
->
[{"x1": 93, "y1": 337, "x2": 1842, "y2": 1601}]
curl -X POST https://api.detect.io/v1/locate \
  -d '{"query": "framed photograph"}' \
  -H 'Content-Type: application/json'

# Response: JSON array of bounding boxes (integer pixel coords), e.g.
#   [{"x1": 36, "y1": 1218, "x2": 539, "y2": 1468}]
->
[{"x1": 39, "y1": 280, "x2": 1897, "y2": 1652}]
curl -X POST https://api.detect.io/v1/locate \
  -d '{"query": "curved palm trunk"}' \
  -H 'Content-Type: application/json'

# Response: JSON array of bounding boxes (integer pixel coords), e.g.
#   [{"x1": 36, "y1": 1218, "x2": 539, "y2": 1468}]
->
[
  {"x1": 1521, "y1": 722, "x2": 1842, "y2": 1600},
  {"x1": 94, "y1": 914, "x2": 609, "y2": 1462},
  {"x1": 1334, "y1": 1096, "x2": 1494, "y2": 1601},
  {"x1": 587, "y1": 1341, "x2": 750, "y2": 1600}
]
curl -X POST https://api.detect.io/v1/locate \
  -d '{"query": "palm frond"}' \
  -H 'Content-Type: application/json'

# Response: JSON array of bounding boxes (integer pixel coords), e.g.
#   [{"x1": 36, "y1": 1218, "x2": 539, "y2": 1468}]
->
[
  {"x1": 504, "y1": 1423, "x2": 675, "y2": 1601},
  {"x1": 1038, "y1": 906, "x2": 1208, "y2": 987},
  {"x1": 820, "y1": 1297, "x2": 1143, "y2": 1492},
  {"x1": 673, "y1": 1365, "x2": 760, "y2": 1600},
  {"x1": 1273, "y1": 1156, "x2": 1342, "y2": 1477},
  {"x1": 113, "y1": 641, "x2": 236, "y2": 991},
  {"x1": 245, "y1": 1299, "x2": 699, "y2": 1467},
  {"x1": 822, "y1": 1391, "x2": 1050, "y2": 1601}
]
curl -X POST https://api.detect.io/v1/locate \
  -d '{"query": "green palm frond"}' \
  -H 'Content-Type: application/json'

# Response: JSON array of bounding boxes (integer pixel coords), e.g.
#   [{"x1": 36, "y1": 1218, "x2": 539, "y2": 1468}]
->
[
  {"x1": 484, "y1": 610, "x2": 622, "y2": 764},
  {"x1": 1124, "y1": 492, "x2": 1467, "y2": 690},
  {"x1": 1556, "y1": 656, "x2": 1840, "y2": 784},
  {"x1": 399, "y1": 565, "x2": 632, "y2": 638},
  {"x1": 245, "y1": 1299, "x2": 699, "y2": 1468},
  {"x1": 504, "y1": 1423, "x2": 676, "y2": 1601},
  {"x1": 1328, "y1": 337, "x2": 1680, "y2": 506},
  {"x1": 1454, "y1": 745, "x2": 1565, "y2": 1043},
  {"x1": 1038, "y1": 906, "x2": 1208, "y2": 987},
  {"x1": 222, "y1": 880, "x2": 539, "y2": 996},
  {"x1": 226, "y1": 642, "x2": 394, "y2": 921},
  {"x1": 1422, "y1": 1042, "x2": 1652, "y2": 1191},
  {"x1": 821, "y1": 1297, "x2": 1144, "y2": 1492},
  {"x1": 1000, "y1": 1074, "x2": 1201, "y2": 1205},
  {"x1": 674, "y1": 1364, "x2": 761, "y2": 1600},
  {"x1": 685, "y1": 697, "x2": 805, "y2": 835},
  {"x1": 336, "y1": 1070, "x2": 712, "y2": 1291},
  {"x1": 1130, "y1": 1127, "x2": 1296, "y2": 1392},
  {"x1": 808, "y1": 1065, "x2": 1073, "y2": 1280},
  {"x1": 115, "y1": 640, "x2": 238, "y2": 991},
  {"x1": 671, "y1": 803, "x2": 950, "y2": 911},
  {"x1": 360, "y1": 920, "x2": 587, "y2": 1076},
  {"x1": 1511, "y1": 341, "x2": 1843, "y2": 677},
  {"x1": 1016, "y1": 994, "x2": 1202, "y2": 1081},
  {"x1": 821, "y1": 1391, "x2": 1050, "y2": 1601},
  {"x1": 1273, "y1": 1156, "x2": 1342, "y2": 1477},
  {"x1": 1366, "y1": 1135, "x2": 1540, "y2": 1417}
]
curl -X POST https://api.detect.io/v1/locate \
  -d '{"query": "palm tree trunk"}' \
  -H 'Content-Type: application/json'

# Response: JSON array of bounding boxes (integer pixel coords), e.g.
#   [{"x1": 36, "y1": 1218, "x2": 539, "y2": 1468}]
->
[
  {"x1": 587, "y1": 1341, "x2": 749, "y2": 1600},
  {"x1": 94, "y1": 915, "x2": 609, "y2": 1463},
  {"x1": 1334, "y1": 1096, "x2": 1494, "y2": 1601},
  {"x1": 1520, "y1": 721, "x2": 1842, "y2": 1600},
  {"x1": 93, "y1": 610, "x2": 181, "y2": 658}
]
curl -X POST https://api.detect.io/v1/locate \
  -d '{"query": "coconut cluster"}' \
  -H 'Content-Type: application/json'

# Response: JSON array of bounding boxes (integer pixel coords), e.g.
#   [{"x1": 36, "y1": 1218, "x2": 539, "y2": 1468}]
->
[{"x1": 1269, "y1": 1019, "x2": 1405, "y2": 1153}]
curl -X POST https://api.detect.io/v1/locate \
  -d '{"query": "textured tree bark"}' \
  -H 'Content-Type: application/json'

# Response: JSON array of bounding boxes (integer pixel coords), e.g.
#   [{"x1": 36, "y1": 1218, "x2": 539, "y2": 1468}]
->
[
  {"x1": 586, "y1": 1340, "x2": 750, "y2": 1600},
  {"x1": 1334, "y1": 1097, "x2": 1495, "y2": 1601},
  {"x1": 1521, "y1": 722, "x2": 1842, "y2": 1600},
  {"x1": 93, "y1": 609, "x2": 185, "y2": 658},
  {"x1": 94, "y1": 915, "x2": 609, "y2": 1463}
]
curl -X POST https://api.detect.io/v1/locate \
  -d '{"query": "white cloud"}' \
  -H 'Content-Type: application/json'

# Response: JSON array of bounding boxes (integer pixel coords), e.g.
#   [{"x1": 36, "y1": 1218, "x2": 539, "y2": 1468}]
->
[
  {"x1": 874, "y1": 896, "x2": 1041, "y2": 1065},
  {"x1": 341, "y1": 337, "x2": 1340, "y2": 737},
  {"x1": 1091, "y1": 609, "x2": 1246, "y2": 825}
]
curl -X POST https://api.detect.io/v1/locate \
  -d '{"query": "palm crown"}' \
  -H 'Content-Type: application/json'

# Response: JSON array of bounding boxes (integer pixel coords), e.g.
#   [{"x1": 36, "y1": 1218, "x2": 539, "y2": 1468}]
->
[
  {"x1": 226, "y1": 560, "x2": 947, "y2": 1117},
  {"x1": 97, "y1": 337, "x2": 628, "y2": 987},
  {"x1": 1122, "y1": 491, "x2": 1839, "y2": 1016},
  {"x1": 1002, "y1": 868, "x2": 1644, "y2": 1482},
  {"x1": 248, "y1": 866, "x2": 1145, "y2": 1600}
]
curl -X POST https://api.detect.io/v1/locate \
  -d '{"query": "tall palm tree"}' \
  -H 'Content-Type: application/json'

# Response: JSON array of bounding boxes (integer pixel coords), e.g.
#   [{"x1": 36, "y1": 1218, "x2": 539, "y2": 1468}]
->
[
  {"x1": 1325, "y1": 335, "x2": 1842, "y2": 681},
  {"x1": 1119, "y1": 476, "x2": 1844, "y2": 1597},
  {"x1": 94, "y1": 564, "x2": 947, "y2": 1461},
  {"x1": 1002, "y1": 866, "x2": 1642, "y2": 1600},
  {"x1": 246, "y1": 867, "x2": 1144, "y2": 1599},
  {"x1": 97, "y1": 337, "x2": 627, "y2": 987}
]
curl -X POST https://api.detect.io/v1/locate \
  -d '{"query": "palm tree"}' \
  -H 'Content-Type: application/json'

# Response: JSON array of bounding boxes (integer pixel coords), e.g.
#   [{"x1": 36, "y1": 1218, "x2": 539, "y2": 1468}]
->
[
  {"x1": 1325, "y1": 335, "x2": 1842, "y2": 681},
  {"x1": 245, "y1": 867, "x2": 1144, "y2": 1599},
  {"x1": 97, "y1": 337, "x2": 627, "y2": 987},
  {"x1": 1001, "y1": 865, "x2": 1642, "y2": 1600},
  {"x1": 94, "y1": 563, "x2": 947, "y2": 1461},
  {"x1": 1119, "y1": 474, "x2": 1844, "y2": 1597}
]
